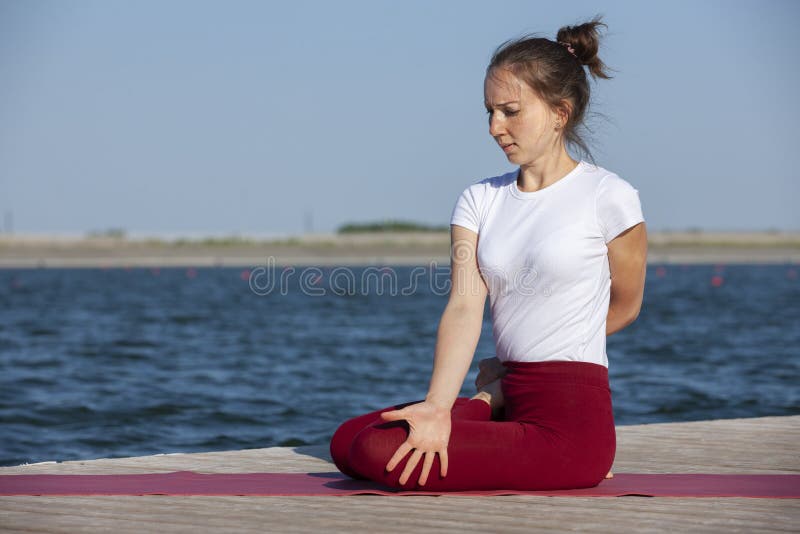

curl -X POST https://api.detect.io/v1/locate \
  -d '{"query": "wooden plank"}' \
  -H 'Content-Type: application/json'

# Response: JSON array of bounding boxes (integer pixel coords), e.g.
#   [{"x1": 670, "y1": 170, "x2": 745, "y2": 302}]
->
[{"x1": 1, "y1": 415, "x2": 798, "y2": 533}]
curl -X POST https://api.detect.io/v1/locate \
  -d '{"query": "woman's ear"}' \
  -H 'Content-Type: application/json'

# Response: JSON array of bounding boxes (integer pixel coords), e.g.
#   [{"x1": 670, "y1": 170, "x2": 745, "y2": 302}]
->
[{"x1": 555, "y1": 100, "x2": 572, "y2": 127}]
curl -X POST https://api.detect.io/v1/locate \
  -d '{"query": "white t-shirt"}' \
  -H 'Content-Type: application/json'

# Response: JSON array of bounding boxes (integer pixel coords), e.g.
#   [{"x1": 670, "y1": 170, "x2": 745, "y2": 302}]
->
[{"x1": 449, "y1": 160, "x2": 644, "y2": 368}]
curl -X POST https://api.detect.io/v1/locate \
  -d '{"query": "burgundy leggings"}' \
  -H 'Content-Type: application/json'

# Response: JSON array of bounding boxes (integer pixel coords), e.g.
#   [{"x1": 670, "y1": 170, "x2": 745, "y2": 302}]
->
[{"x1": 329, "y1": 360, "x2": 616, "y2": 491}]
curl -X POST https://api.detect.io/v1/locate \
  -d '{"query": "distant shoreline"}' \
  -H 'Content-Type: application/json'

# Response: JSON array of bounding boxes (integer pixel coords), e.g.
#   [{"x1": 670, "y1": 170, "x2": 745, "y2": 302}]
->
[{"x1": 1, "y1": 231, "x2": 799, "y2": 267}]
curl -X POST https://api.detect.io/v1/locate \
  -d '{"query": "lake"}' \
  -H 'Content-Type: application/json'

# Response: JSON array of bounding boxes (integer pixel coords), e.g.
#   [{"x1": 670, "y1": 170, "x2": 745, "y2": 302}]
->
[{"x1": 1, "y1": 263, "x2": 798, "y2": 466}]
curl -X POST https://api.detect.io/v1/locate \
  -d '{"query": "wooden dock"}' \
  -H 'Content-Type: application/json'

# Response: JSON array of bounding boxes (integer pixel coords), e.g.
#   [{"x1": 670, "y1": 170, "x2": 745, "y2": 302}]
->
[{"x1": 1, "y1": 415, "x2": 798, "y2": 533}]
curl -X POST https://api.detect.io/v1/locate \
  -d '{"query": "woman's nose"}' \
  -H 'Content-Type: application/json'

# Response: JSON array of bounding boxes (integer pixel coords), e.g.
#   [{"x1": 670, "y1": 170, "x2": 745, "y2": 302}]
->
[{"x1": 488, "y1": 114, "x2": 505, "y2": 137}]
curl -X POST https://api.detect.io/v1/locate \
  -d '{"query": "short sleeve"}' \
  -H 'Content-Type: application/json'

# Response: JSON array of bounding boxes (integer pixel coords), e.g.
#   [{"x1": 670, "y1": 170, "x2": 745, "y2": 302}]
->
[
  {"x1": 596, "y1": 174, "x2": 645, "y2": 244},
  {"x1": 450, "y1": 185, "x2": 480, "y2": 234}
]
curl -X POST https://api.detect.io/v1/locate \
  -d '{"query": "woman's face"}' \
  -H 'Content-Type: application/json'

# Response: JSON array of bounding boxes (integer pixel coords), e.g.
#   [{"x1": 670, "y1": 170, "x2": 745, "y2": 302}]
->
[{"x1": 484, "y1": 67, "x2": 562, "y2": 165}]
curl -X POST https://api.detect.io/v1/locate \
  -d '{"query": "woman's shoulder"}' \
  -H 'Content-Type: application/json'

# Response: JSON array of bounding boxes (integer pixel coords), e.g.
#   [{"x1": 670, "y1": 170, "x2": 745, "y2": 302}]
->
[
  {"x1": 457, "y1": 161, "x2": 637, "y2": 197},
  {"x1": 460, "y1": 169, "x2": 518, "y2": 195},
  {"x1": 583, "y1": 161, "x2": 638, "y2": 189},
  {"x1": 450, "y1": 170, "x2": 517, "y2": 231},
  {"x1": 577, "y1": 160, "x2": 617, "y2": 186}
]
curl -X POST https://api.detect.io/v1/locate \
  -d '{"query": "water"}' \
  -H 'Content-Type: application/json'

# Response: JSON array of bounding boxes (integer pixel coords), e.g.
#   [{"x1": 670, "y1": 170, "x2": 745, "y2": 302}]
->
[{"x1": 1, "y1": 264, "x2": 798, "y2": 467}]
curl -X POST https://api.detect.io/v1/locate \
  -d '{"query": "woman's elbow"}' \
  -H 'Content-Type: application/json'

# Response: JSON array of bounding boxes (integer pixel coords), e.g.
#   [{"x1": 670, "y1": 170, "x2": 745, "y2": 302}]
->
[
  {"x1": 625, "y1": 302, "x2": 642, "y2": 325},
  {"x1": 610, "y1": 300, "x2": 641, "y2": 328},
  {"x1": 609, "y1": 284, "x2": 644, "y2": 326}
]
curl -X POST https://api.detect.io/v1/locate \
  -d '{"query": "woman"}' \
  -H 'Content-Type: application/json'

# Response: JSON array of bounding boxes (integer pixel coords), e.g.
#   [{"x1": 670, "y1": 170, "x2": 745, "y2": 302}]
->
[{"x1": 330, "y1": 16, "x2": 647, "y2": 491}]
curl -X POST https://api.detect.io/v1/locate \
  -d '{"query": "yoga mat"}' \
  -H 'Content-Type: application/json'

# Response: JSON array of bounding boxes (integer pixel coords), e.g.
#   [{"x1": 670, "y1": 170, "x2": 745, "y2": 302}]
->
[{"x1": 1, "y1": 471, "x2": 798, "y2": 498}]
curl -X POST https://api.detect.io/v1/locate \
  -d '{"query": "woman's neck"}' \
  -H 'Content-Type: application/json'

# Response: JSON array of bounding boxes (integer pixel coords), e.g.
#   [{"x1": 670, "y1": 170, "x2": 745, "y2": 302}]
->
[{"x1": 517, "y1": 150, "x2": 579, "y2": 193}]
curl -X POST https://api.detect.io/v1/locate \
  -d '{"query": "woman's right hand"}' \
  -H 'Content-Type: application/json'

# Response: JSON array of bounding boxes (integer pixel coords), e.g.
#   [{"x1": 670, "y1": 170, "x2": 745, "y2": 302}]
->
[
  {"x1": 379, "y1": 400, "x2": 452, "y2": 486},
  {"x1": 475, "y1": 356, "x2": 508, "y2": 391}
]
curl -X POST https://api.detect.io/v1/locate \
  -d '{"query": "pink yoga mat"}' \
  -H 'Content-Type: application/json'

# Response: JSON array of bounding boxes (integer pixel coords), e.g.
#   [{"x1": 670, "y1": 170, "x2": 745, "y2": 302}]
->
[{"x1": 0, "y1": 471, "x2": 798, "y2": 497}]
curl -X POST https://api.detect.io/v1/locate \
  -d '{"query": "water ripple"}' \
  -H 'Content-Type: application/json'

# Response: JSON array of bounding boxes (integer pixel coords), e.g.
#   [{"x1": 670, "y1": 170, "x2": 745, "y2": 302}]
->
[{"x1": 0, "y1": 264, "x2": 798, "y2": 465}]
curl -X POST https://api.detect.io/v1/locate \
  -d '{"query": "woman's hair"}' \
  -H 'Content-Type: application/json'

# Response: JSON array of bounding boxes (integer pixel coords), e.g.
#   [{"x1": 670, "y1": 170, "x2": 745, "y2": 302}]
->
[{"x1": 487, "y1": 15, "x2": 613, "y2": 164}]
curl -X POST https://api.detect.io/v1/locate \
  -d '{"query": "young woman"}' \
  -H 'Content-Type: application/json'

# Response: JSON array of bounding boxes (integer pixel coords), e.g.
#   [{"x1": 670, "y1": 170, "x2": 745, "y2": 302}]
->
[{"x1": 330, "y1": 16, "x2": 647, "y2": 491}]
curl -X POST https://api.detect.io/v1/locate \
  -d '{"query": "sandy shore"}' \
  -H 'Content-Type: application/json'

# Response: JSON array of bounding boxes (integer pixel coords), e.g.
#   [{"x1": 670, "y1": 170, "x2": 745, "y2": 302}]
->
[{"x1": 1, "y1": 231, "x2": 799, "y2": 267}]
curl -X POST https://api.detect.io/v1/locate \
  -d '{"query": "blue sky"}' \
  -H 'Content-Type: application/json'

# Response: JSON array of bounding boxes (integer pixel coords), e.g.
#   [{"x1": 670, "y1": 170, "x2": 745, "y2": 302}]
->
[{"x1": 1, "y1": 0, "x2": 798, "y2": 237}]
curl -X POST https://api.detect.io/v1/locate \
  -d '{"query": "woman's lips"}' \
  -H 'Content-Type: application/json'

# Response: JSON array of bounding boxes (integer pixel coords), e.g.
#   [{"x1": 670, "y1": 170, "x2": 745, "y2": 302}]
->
[{"x1": 502, "y1": 143, "x2": 515, "y2": 153}]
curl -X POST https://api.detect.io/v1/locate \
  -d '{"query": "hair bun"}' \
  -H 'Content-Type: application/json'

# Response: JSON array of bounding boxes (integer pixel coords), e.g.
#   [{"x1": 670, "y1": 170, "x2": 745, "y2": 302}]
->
[{"x1": 556, "y1": 15, "x2": 612, "y2": 80}]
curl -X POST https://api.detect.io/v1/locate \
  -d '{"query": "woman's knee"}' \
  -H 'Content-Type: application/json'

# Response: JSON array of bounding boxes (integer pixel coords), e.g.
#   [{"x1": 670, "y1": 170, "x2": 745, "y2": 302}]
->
[
  {"x1": 330, "y1": 405, "x2": 416, "y2": 478},
  {"x1": 347, "y1": 420, "x2": 409, "y2": 478},
  {"x1": 330, "y1": 417, "x2": 372, "y2": 479}
]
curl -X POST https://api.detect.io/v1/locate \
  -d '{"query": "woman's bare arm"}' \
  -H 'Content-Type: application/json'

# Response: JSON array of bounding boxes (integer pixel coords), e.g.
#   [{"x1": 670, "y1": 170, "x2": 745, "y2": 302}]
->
[
  {"x1": 425, "y1": 224, "x2": 488, "y2": 410},
  {"x1": 606, "y1": 222, "x2": 648, "y2": 336}
]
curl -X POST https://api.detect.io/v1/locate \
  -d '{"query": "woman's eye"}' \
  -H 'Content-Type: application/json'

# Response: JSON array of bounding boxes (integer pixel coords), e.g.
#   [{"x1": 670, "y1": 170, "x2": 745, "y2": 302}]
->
[{"x1": 485, "y1": 109, "x2": 518, "y2": 117}]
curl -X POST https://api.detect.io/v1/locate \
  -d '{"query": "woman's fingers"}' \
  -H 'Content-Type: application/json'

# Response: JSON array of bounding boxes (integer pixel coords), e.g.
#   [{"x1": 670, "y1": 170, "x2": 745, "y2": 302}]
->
[
  {"x1": 418, "y1": 451, "x2": 436, "y2": 486},
  {"x1": 381, "y1": 409, "x2": 410, "y2": 472},
  {"x1": 399, "y1": 448, "x2": 423, "y2": 485},
  {"x1": 385, "y1": 441, "x2": 412, "y2": 472},
  {"x1": 389, "y1": 443, "x2": 446, "y2": 486},
  {"x1": 380, "y1": 408, "x2": 404, "y2": 422},
  {"x1": 380, "y1": 401, "x2": 451, "y2": 486}
]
